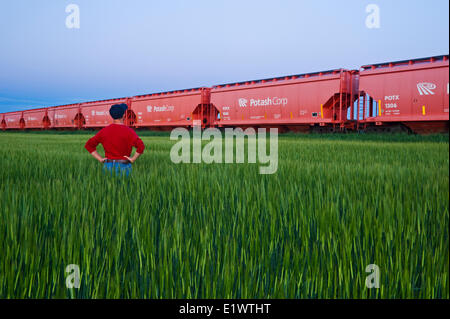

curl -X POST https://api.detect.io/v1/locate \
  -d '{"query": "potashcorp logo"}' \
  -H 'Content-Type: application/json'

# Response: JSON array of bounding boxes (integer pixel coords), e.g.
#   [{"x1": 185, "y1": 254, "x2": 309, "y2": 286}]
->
[
  {"x1": 238, "y1": 97, "x2": 288, "y2": 107},
  {"x1": 170, "y1": 127, "x2": 278, "y2": 175},
  {"x1": 147, "y1": 105, "x2": 175, "y2": 112},
  {"x1": 417, "y1": 82, "x2": 436, "y2": 95},
  {"x1": 91, "y1": 110, "x2": 106, "y2": 116},
  {"x1": 238, "y1": 98, "x2": 248, "y2": 107}
]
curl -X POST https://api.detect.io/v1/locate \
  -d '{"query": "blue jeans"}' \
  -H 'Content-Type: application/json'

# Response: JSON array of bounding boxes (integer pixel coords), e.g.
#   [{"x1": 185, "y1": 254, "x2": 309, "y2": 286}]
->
[{"x1": 103, "y1": 162, "x2": 132, "y2": 177}]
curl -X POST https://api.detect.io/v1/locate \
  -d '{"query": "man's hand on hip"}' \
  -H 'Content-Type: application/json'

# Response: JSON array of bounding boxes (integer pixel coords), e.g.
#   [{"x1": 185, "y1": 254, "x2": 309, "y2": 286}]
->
[
  {"x1": 90, "y1": 150, "x2": 106, "y2": 163},
  {"x1": 125, "y1": 152, "x2": 142, "y2": 164}
]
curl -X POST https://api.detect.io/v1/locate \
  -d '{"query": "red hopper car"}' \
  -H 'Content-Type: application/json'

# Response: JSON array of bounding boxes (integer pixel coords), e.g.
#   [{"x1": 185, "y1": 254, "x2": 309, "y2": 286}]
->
[
  {"x1": 131, "y1": 88, "x2": 213, "y2": 130},
  {"x1": 3, "y1": 111, "x2": 24, "y2": 130},
  {"x1": 358, "y1": 55, "x2": 449, "y2": 133},
  {"x1": 81, "y1": 98, "x2": 130, "y2": 129},
  {"x1": 23, "y1": 108, "x2": 52, "y2": 129},
  {"x1": 210, "y1": 69, "x2": 359, "y2": 132},
  {"x1": 51, "y1": 104, "x2": 84, "y2": 129}
]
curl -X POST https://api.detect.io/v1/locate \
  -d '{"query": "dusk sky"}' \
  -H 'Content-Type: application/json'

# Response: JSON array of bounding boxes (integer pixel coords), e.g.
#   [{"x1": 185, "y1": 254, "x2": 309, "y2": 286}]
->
[{"x1": 0, "y1": 0, "x2": 448, "y2": 112}]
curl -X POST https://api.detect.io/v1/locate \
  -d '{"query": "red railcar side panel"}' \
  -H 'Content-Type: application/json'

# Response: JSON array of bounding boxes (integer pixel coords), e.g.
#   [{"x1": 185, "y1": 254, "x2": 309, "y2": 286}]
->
[
  {"x1": 211, "y1": 71, "x2": 354, "y2": 126},
  {"x1": 3, "y1": 112, "x2": 23, "y2": 129},
  {"x1": 131, "y1": 89, "x2": 207, "y2": 127},
  {"x1": 360, "y1": 59, "x2": 449, "y2": 123},
  {"x1": 23, "y1": 109, "x2": 47, "y2": 128},
  {"x1": 81, "y1": 99, "x2": 127, "y2": 128},
  {"x1": 52, "y1": 105, "x2": 80, "y2": 128}
]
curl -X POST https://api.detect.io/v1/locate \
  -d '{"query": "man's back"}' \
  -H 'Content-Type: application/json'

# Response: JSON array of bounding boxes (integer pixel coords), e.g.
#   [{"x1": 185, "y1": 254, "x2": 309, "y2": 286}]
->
[{"x1": 85, "y1": 123, "x2": 145, "y2": 160}]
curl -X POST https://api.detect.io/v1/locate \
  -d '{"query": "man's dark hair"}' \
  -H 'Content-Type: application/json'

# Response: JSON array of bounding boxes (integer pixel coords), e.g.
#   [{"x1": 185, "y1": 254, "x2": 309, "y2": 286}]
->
[{"x1": 109, "y1": 103, "x2": 128, "y2": 119}]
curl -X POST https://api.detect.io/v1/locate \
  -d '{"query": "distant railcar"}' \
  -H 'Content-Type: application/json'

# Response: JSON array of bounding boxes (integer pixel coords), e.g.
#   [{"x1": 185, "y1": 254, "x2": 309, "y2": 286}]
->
[
  {"x1": 130, "y1": 88, "x2": 214, "y2": 130},
  {"x1": 80, "y1": 98, "x2": 129, "y2": 129},
  {"x1": 3, "y1": 111, "x2": 24, "y2": 130},
  {"x1": 23, "y1": 108, "x2": 51, "y2": 129},
  {"x1": 51, "y1": 104, "x2": 83, "y2": 129}
]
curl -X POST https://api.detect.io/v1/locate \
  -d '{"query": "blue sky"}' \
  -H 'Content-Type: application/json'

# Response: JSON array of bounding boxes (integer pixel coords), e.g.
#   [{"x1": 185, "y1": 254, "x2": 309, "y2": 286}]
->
[{"x1": 0, "y1": 0, "x2": 448, "y2": 112}]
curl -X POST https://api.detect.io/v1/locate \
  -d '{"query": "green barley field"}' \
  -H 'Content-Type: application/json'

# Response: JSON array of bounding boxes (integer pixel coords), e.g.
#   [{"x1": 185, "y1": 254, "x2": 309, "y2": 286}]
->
[{"x1": 0, "y1": 131, "x2": 448, "y2": 299}]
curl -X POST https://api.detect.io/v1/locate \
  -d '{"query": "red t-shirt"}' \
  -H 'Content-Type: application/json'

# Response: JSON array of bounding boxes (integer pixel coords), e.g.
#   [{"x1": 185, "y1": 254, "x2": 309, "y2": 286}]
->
[{"x1": 85, "y1": 124, "x2": 145, "y2": 160}]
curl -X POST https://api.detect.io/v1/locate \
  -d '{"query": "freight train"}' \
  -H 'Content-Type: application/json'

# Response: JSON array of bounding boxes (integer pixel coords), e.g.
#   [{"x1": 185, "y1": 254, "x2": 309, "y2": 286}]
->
[{"x1": 1, "y1": 55, "x2": 448, "y2": 134}]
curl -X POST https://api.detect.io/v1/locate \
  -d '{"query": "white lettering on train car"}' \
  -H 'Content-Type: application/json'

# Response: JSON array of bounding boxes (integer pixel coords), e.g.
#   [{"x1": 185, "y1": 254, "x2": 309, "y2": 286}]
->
[
  {"x1": 384, "y1": 95, "x2": 399, "y2": 101},
  {"x1": 384, "y1": 95, "x2": 400, "y2": 110},
  {"x1": 91, "y1": 111, "x2": 106, "y2": 116},
  {"x1": 146, "y1": 105, "x2": 175, "y2": 112},
  {"x1": 238, "y1": 97, "x2": 288, "y2": 107}
]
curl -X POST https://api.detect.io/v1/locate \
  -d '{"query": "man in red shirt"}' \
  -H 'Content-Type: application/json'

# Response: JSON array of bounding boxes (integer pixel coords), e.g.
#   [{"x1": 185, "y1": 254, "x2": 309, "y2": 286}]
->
[{"x1": 85, "y1": 103, "x2": 145, "y2": 176}]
